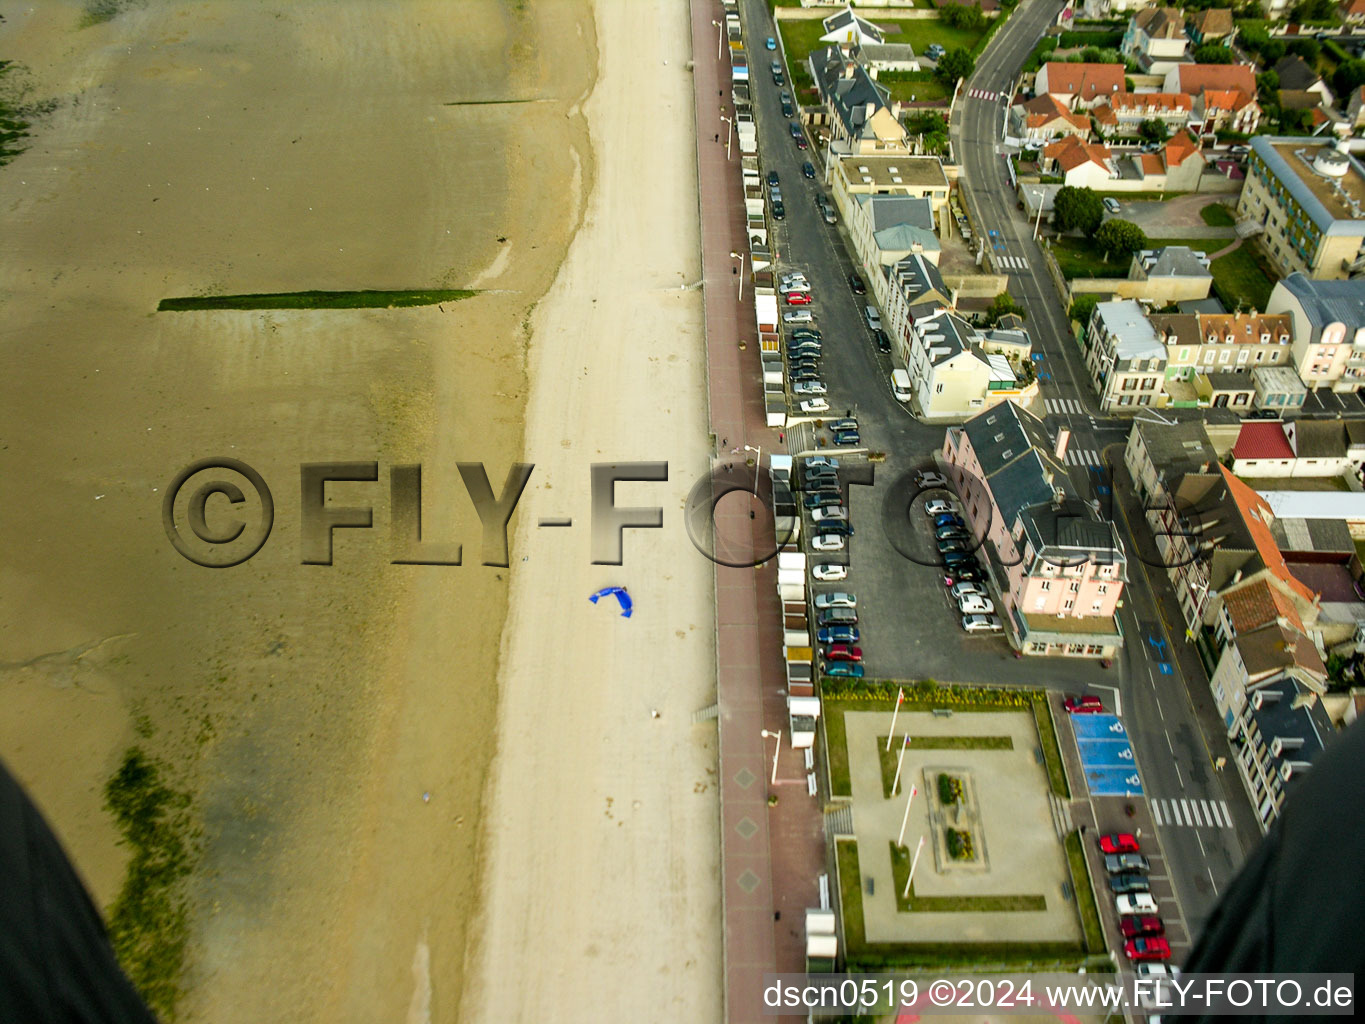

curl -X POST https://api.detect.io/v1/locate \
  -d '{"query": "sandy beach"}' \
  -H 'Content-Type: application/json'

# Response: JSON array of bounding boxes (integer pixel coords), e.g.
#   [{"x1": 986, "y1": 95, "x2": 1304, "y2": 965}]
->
[
  {"x1": 0, "y1": 0, "x2": 694, "y2": 1020},
  {"x1": 459, "y1": 1, "x2": 722, "y2": 1019}
]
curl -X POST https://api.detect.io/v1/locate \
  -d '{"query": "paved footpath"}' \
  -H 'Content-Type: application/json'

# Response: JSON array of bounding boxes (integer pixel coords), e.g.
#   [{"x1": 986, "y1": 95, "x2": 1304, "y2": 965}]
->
[{"x1": 688, "y1": 0, "x2": 828, "y2": 1020}]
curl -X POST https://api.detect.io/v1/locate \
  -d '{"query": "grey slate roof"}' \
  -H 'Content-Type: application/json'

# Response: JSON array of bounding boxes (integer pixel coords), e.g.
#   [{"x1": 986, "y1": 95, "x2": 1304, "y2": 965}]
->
[
  {"x1": 890, "y1": 253, "x2": 949, "y2": 306},
  {"x1": 1270, "y1": 516, "x2": 1355, "y2": 554},
  {"x1": 1177, "y1": 297, "x2": 1228, "y2": 315},
  {"x1": 1273, "y1": 55, "x2": 1321, "y2": 93},
  {"x1": 1291, "y1": 419, "x2": 1348, "y2": 459},
  {"x1": 1141, "y1": 246, "x2": 1213, "y2": 280},
  {"x1": 822, "y1": 7, "x2": 884, "y2": 44},
  {"x1": 961, "y1": 401, "x2": 1070, "y2": 529},
  {"x1": 1019, "y1": 497, "x2": 1126, "y2": 573},
  {"x1": 1248, "y1": 676, "x2": 1332, "y2": 775},
  {"x1": 874, "y1": 223, "x2": 940, "y2": 253},
  {"x1": 1276, "y1": 271, "x2": 1365, "y2": 331},
  {"x1": 1249, "y1": 138, "x2": 1365, "y2": 235},
  {"x1": 860, "y1": 194, "x2": 934, "y2": 232}
]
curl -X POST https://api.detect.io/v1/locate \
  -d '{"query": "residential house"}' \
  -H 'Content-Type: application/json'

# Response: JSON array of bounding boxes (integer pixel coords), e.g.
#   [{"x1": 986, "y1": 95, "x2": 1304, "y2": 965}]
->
[
  {"x1": 1347, "y1": 86, "x2": 1365, "y2": 129},
  {"x1": 848, "y1": 195, "x2": 941, "y2": 294},
  {"x1": 1009, "y1": 94, "x2": 1092, "y2": 145},
  {"x1": 881, "y1": 253, "x2": 954, "y2": 364},
  {"x1": 820, "y1": 5, "x2": 884, "y2": 47},
  {"x1": 856, "y1": 43, "x2": 921, "y2": 74},
  {"x1": 1251, "y1": 365, "x2": 1309, "y2": 414},
  {"x1": 1035, "y1": 62, "x2": 1127, "y2": 110},
  {"x1": 1187, "y1": 9, "x2": 1235, "y2": 47},
  {"x1": 1239, "y1": 139, "x2": 1365, "y2": 281},
  {"x1": 828, "y1": 154, "x2": 950, "y2": 225},
  {"x1": 810, "y1": 49, "x2": 909, "y2": 156},
  {"x1": 903, "y1": 309, "x2": 1037, "y2": 420},
  {"x1": 1154, "y1": 311, "x2": 1295, "y2": 386},
  {"x1": 1196, "y1": 372, "x2": 1258, "y2": 411},
  {"x1": 1165, "y1": 64, "x2": 1261, "y2": 135},
  {"x1": 1042, "y1": 135, "x2": 1116, "y2": 189},
  {"x1": 944, "y1": 401, "x2": 1128, "y2": 658},
  {"x1": 1092, "y1": 92, "x2": 1194, "y2": 139},
  {"x1": 1121, "y1": 8, "x2": 1190, "y2": 75},
  {"x1": 1082, "y1": 0, "x2": 1156, "y2": 18},
  {"x1": 1266, "y1": 272, "x2": 1365, "y2": 390},
  {"x1": 1131, "y1": 247, "x2": 1214, "y2": 306},
  {"x1": 1230, "y1": 420, "x2": 1298, "y2": 477},
  {"x1": 1273, "y1": 56, "x2": 1334, "y2": 107},
  {"x1": 1345, "y1": 0, "x2": 1365, "y2": 25},
  {"x1": 1123, "y1": 413, "x2": 1219, "y2": 509},
  {"x1": 1085, "y1": 299, "x2": 1168, "y2": 410}
]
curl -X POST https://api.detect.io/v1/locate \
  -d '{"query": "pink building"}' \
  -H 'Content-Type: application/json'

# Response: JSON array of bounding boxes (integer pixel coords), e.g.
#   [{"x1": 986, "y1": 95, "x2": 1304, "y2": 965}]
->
[{"x1": 943, "y1": 401, "x2": 1128, "y2": 658}]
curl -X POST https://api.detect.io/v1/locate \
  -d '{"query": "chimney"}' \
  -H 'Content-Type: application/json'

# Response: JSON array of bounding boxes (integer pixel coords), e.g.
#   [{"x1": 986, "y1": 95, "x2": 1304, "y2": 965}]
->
[
  {"x1": 1292, "y1": 691, "x2": 1317, "y2": 710},
  {"x1": 1055, "y1": 427, "x2": 1071, "y2": 463}
]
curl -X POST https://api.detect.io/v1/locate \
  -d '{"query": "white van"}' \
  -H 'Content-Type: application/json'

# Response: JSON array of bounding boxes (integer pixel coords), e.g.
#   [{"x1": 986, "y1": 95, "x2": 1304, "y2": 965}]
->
[{"x1": 891, "y1": 368, "x2": 912, "y2": 402}]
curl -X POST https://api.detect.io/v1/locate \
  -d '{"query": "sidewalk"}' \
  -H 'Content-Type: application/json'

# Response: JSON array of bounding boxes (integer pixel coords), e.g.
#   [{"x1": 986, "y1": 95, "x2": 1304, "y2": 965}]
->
[{"x1": 689, "y1": 1, "x2": 826, "y2": 1020}]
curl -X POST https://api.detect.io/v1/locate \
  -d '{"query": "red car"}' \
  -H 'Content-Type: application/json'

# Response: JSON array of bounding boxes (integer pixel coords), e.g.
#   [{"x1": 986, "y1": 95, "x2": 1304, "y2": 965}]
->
[
  {"x1": 785, "y1": 292, "x2": 813, "y2": 305},
  {"x1": 1064, "y1": 694, "x2": 1105, "y2": 714},
  {"x1": 1120, "y1": 915, "x2": 1164, "y2": 939},
  {"x1": 824, "y1": 644, "x2": 862, "y2": 663},
  {"x1": 1124, "y1": 937, "x2": 1171, "y2": 962},
  {"x1": 1099, "y1": 832, "x2": 1140, "y2": 855}
]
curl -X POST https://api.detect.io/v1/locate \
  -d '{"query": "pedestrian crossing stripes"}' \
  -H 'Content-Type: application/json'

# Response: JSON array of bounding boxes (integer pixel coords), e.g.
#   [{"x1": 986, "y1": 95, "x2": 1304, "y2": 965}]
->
[
  {"x1": 1045, "y1": 398, "x2": 1084, "y2": 416},
  {"x1": 1152, "y1": 797, "x2": 1232, "y2": 830},
  {"x1": 1064, "y1": 448, "x2": 1101, "y2": 468},
  {"x1": 997, "y1": 255, "x2": 1029, "y2": 271},
  {"x1": 968, "y1": 88, "x2": 999, "y2": 101}
]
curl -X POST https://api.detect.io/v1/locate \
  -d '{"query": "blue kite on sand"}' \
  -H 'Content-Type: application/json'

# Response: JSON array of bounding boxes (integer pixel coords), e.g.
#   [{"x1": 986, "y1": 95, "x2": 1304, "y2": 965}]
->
[{"x1": 589, "y1": 586, "x2": 633, "y2": 618}]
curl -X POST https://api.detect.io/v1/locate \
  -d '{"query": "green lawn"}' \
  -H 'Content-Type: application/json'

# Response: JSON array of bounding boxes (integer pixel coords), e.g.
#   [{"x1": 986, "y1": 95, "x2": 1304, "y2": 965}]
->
[
  {"x1": 1200, "y1": 203, "x2": 1236, "y2": 227},
  {"x1": 875, "y1": 70, "x2": 950, "y2": 104},
  {"x1": 1064, "y1": 831, "x2": 1107, "y2": 954},
  {"x1": 1051, "y1": 235, "x2": 1227, "y2": 280},
  {"x1": 878, "y1": 735, "x2": 1014, "y2": 798},
  {"x1": 1210, "y1": 244, "x2": 1275, "y2": 311},
  {"x1": 157, "y1": 289, "x2": 476, "y2": 311},
  {"x1": 891, "y1": 842, "x2": 1048, "y2": 912}
]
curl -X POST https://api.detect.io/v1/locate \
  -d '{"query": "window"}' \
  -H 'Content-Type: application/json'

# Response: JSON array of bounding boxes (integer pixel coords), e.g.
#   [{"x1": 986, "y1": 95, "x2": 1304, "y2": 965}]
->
[
  {"x1": 1138, "y1": 394, "x2": 1151, "y2": 405},
  {"x1": 1086, "y1": 644, "x2": 1104, "y2": 655},
  {"x1": 1040, "y1": 580, "x2": 1052, "y2": 591},
  {"x1": 1029, "y1": 642, "x2": 1048, "y2": 653},
  {"x1": 1142, "y1": 378, "x2": 1156, "y2": 390},
  {"x1": 935, "y1": 383, "x2": 944, "y2": 393},
  {"x1": 1092, "y1": 601, "x2": 1103, "y2": 612},
  {"x1": 1098, "y1": 584, "x2": 1108, "y2": 595},
  {"x1": 1122, "y1": 377, "x2": 1138, "y2": 390},
  {"x1": 1063, "y1": 598, "x2": 1075, "y2": 611},
  {"x1": 1069, "y1": 581, "x2": 1080, "y2": 592},
  {"x1": 1119, "y1": 394, "x2": 1133, "y2": 405}
]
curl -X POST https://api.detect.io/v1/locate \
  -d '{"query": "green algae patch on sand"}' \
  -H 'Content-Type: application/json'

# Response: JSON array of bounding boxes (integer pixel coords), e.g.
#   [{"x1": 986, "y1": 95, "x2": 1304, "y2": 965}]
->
[{"x1": 157, "y1": 289, "x2": 477, "y2": 311}]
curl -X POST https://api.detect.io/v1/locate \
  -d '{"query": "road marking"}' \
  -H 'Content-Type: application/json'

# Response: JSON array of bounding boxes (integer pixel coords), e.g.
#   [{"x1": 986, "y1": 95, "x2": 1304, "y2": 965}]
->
[
  {"x1": 969, "y1": 88, "x2": 999, "y2": 101},
  {"x1": 1200, "y1": 799, "x2": 1213, "y2": 826},
  {"x1": 1153, "y1": 801, "x2": 1163, "y2": 825},
  {"x1": 1064, "y1": 447, "x2": 1101, "y2": 467},
  {"x1": 1190, "y1": 800, "x2": 1204, "y2": 827},
  {"x1": 1208, "y1": 866, "x2": 1219, "y2": 895},
  {"x1": 1045, "y1": 398, "x2": 1084, "y2": 415}
]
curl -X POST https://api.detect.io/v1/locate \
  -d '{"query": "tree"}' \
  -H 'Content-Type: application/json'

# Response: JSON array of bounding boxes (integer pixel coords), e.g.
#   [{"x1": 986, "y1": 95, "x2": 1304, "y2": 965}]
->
[
  {"x1": 1193, "y1": 44, "x2": 1235, "y2": 64},
  {"x1": 1139, "y1": 118, "x2": 1170, "y2": 143},
  {"x1": 1095, "y1": 219, "x2": 1148, "y2": 262},
  {"x1": 1068, "y1": 295, "x2": 1099, "y2": 326},
  {"x1": 1261, "y1": 39, "x2": 1286, "y2": 63},
  {"x1": 1291, "y1": 0, "x2": 1337, "y2": 20},
  {"x1": 1052, "y1": 186, "x2": 1105, "y2": 237},
  {"x1": 1334, "y1": 59, "x2": 1365, "y2": 98},
  {"x1": 986, "y1": 291, "x2": 1025, "y2": 325},
  {"x1": 1256, "y1": 70, "x2": 1280, "y2": 102},
  {"x1": 939, "y1": 2, "x2": 987, "y2": 31},
  {"x1": 935, "y1": 48, "x2": 976, "y2": 87},
  {"x1": 1288, "y1": 39, "x2": 1322, "y2": 65}
]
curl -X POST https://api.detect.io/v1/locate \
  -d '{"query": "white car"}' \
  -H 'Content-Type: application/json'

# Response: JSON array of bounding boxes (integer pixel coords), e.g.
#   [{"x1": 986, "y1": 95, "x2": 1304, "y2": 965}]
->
[
  {"x1": 958, "y1": 595, "x2": 995, "y2": 615},
  {"x1": 812, "y1": 534, "x2": 846, "y2": 551},
  {"x1": 805, "y1": 456, "x2": 839, "y2": 469},
  {"x1": 812, "y1": 563, "x2": 847, "y2": 581},
  {"x1": 814, "y1": 592, "x2": 857, "y2": 609},
  {"x1": 1116, "y1": 893, "x2": 1159, "y2": 916},
  {"x1": 783, "y1": 310, "x2": 815, "y2": 324},
  {"x1": 779, "y1": 271, "x2": 808, "y2": 283},
  {"x1": 961, "y1": 614, "x2": 1002, "y2": 633},
  {"x1": 924, "y1": 499, "x2": 955, "y2": 516},
  {"x1": 917, "y1": 470, "x2": 949, "y2": 488},
  {"x1": 811, "y1": 506, "x2": 848, "y2": 523},
  {"x1": 799, "y1": 398, "x2": 830, "y2": 413},
  {"x1": 778, "y1": 280, "x2": 810, "y2": 294},
  {"x1": 950, "y1": 582, "x2": 987, "y2": 601},
  {"x1": 793, "y1": 381, "x2": 827, "y2": 395}
]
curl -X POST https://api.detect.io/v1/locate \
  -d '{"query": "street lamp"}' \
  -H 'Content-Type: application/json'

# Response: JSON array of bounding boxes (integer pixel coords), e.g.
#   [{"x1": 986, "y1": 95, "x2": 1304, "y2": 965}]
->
[
  {"x1": 721, "y1": 114, "x2": 733, "y2": 160},
  {"x1": 1030, "y1": 188, "x2": 1046, "y2": 242},
  {"x1": 743, "y1": 443, "x2": 762, "y2": 495},
  {"x1": 730, "y1": 250, "x2": 746, "y2": 301},
  {"x1": 760, "y1": 729, "x2": 782, "y2": 786},
  {"x1": 711, "y1": 19, "x2": 723, "y2": 61}
]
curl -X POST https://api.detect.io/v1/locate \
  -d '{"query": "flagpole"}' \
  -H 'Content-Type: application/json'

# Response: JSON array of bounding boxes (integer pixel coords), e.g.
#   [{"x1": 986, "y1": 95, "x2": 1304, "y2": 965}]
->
[
  {"x1": 891, "y1": 735, "x2": 911, "y2": 798},
  {"x1": 903, "y1": 834, "x2": 926, "y2": 899},
  {"x1": 886, "y1": 686, "x2": 904, "y2": 751},
  {"x1": 897, "y1": 784, "x2": 918, "y2": 848}
]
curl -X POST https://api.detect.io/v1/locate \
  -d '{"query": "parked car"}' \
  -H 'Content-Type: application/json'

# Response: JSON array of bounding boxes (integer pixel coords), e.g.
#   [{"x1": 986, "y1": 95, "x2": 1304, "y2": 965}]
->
[
  {"x1": 824, "y1": 644, "x2": 862, "y2": 662},
  {"x1": 771, "y1": 200, "x2": 785, "y2": 220},
  {"x1": 812, "y1": 534, "x2": 845, "y2": 551},
  {"x1": 815, "y1": 521, "x2": 854, "y2": 537},
  {"x1": 1115, "y1": 893, "x2": 1159, "y2": 916},
  {"x1": 779, "y1": 271, "x2": 808, "y2": 284},
  {"x1": 937, "y1": 539, "x2": 969, "y2": 555},
  {"x1": 824, "y1": 662, "x2": 865, "y2": 678},
  {"x1": 802, "y1": 161, "x2": 816, "y2": 179},
  {"x1": 767, "y1": 170, "x2": 780, "y2": 187},
  {"x1": 783, "y1": 310, "x2": 814, "y2": 324},
  {"x1": 799, "y1": 398, "x2": 829, "y2": 413},
  {"x1": 812, "y1": 563, "x2": 847, "y2": 581},
  {"x1": 1106, "y1": 853, "x2": 1152, "y2": 874},
  {"x1": 1120, "y1": 915, "x2": 1164, "y2": 939},
  {"x1": 1125, "y1": 937, "x2": 1171, "y2": 962},
  {"x1": 817, "y1": 625, "x2": 859, "y2": 645},
  {"x1": 817, "y1": 198, "x2": 837, "y2": 224},
  {"x1": 789, "y1": 369, "x2": 822, "y2": 383},
  {"x1": 772, "y1": 64, "x2": 784, "y2": 85},
  {"x1": 788, "y1": 327, "x2": 821, "y2": 339},
  {"x1": 848, "y1": 272, "x2": 866, "y2": 294},
  {"x1": 864, "y1": 304, "x2": 882, "y2": 329},
  {"x1": 803, "y1": 491, "x2": 841, "y2": 509},
  {"x1": 1100, "y1": 833, "x2": 1140, "y2": 855},
  {"x1": 778, "y1": 280, "x2": 809, "y2": 294},
  {"x1": 785, "y1": 292, "x2": 812, "y2": 305},
  {"x1": 817, "y1": 607, "x2": 857, "y2": 626},
  {"x1": 804, "y1": 466, "x2": 838, "y2": 482},
  {"x1": 787, "y1": 339, "x2": 821, "y2": 353},
  {"x1": 1065, "y1": 695, "x2": 1105, "y2": 714},
  {"x1": 874, "y1": 328, "x2": 891, "y2": 353},
  {"x1": 943, "y1": 566, "x2": 985, "y2": 586},
  {"x1": 1108, "y1": 873, "x2": 1151, "y2": 895},
  {"x1": 810, "y1": 506, "x2": 847, "y2": 523},
  {"x1": 827, "y1": 418, "x2": 857, "y2": 432},
  {"x1": 805, "y1": 457, "x2": 839, "y2": 469},
  {"x1": 789, "y1": 120, "x2": 803, "y2": 139},
  {"x1": 950, "y1": 582, "x2": 987, "y2": 601},
  {"x1": 1134, "y1": 962, "x2": 1175, "y2": 977},
  {"x1": 1103, "y1": 197, "x2": 1121, "y2": 214},
  {"x1": 935, "y1": 526, "x2": 969, "y2": 542},
  {"x1": 795, "y1": 133, "x2": 807, "y2": 150},
  {"x1": 958, "y1": 595, "x2": 995, "y2": 616},
  {"x1": 961, "y1": 614, "x2": 1003, "y2": 633},
  {"x1": 934, "y1": 513, "x2": 966, "y2": 529},
  {"x1": 925, "y1": 43, "x2": 945, "y2": 60},
  {"x1": 942, "y1": 553, "x2": 979, "y2": 571},
  {"x1": 781, "y1": 96, "x2": 794, "y2": 117},
  {"x1": 765, "y1": 36, "x2": 776, "y2": 50},
  {"x1": 917, "y1": 470, "x2": 949, "y2": 489},
  {"x1": 924, "y1": 499, "x2": 955, "y2": 516},
  {"x1": 832, "y1": 429, "x2": 861, "y2": 446},
  {"x1": 814, "y1": 592, "x2": 856, "y2": 609}
]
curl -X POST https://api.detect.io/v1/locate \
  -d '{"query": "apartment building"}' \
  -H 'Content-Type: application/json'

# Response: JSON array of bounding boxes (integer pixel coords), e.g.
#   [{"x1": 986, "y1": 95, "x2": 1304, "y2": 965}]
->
[
  {"x1": 1085, "y1": 300, "x2": 1168, "y2": 410},
  {"x1": 1266, "y1": 272, "x2": 1365, "y2": 391}
]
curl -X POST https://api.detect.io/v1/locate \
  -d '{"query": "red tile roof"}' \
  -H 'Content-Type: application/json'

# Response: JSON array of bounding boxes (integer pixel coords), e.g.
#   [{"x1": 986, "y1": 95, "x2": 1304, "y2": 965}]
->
[
  {"x1": 1219, "y1": 465, "x2": 1318, "y2": 604},
  {"x1": 1044, "y1": 134, "x2": 1112, "y2": 172},
  {"x1": 1222, "y1": 578, "x2": 1306, "y2": 634},
  {"x1": 1177, "y1": 64, "x2": 1257, "y2": 96},
  {"x1": 1164, "y1": 132, "x2": 1203, "y2": 167},
  {"x1": 1040, "y1": 62, "x2": 1126, "y2": 104},
  {"x1": 1232, "y1": 421, "x2": 1294, "y2": 461}
]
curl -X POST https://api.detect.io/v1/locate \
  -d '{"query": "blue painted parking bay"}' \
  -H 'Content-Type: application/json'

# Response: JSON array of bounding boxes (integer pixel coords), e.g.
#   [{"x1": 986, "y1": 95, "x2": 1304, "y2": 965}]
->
[{"x1": 1073, "y1": 714, "x2": 1144, "y2": 796}]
